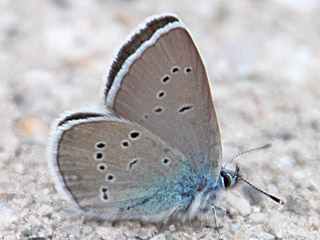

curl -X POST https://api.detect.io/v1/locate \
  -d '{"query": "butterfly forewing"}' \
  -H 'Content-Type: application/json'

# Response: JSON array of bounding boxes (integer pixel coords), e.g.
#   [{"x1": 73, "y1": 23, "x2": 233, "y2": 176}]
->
[
  {"x1": 105, "y1": 16, "x2": 221, "y2": 179},
  {"x1": 52, "y1": 115, "x2": 198, "y2": 220}
]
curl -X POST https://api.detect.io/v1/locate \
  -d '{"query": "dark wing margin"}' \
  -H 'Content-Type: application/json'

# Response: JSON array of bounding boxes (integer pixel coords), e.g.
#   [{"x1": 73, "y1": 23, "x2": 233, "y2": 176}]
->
[
  {"x1": 104, "y1": 15, "x2": 179, "y2": 103},
  {"x1": 57, "y1": 112, "x2": 105, "y2": 127}
]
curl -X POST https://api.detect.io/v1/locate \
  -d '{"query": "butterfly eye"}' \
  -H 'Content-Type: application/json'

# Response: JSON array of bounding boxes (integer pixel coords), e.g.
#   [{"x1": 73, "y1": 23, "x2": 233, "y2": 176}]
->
[{"x1": 222, "y1": 172, "x2": 232, "y2": 188}]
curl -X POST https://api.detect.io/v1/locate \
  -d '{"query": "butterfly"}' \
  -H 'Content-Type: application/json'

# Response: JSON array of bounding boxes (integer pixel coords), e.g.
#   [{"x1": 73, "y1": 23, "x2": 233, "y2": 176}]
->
[{"x1": 48, "y1": 14, "x2": 282, "y2": 239}]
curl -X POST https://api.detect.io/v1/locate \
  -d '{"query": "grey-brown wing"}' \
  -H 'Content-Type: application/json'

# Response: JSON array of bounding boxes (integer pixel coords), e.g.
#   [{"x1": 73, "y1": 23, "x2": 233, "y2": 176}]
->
[
  {"x1": 49, "y1": 114, "x2": 198, "y2": 221},
  {"x1": 104, "y1": 15, "x2": 221, "y2": 179}
]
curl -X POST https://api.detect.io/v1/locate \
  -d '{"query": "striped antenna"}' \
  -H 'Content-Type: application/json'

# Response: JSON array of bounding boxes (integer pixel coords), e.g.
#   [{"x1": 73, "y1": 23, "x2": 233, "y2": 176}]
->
[{"x1": 224, "y1": 143, "x2": 272, "y2": 168}]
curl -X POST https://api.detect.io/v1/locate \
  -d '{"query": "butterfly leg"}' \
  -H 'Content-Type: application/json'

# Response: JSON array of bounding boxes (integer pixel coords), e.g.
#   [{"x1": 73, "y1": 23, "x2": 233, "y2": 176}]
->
[
  {"x1": 212, "y1": 205, "x2": 227, "y2": 216},
  {"x1": 155, "y1": 205, "x2": 183, "y2": 233},
  {"x1": 210, "y1": 205, "x2": 226, "y2": 240},
  {"x1": 134, "y1": 205, "x2": 182, "y2": 240}
]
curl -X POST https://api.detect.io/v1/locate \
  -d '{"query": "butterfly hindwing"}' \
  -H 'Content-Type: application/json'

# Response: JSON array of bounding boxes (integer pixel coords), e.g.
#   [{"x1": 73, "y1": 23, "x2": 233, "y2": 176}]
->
[{"x1": 50, "y1": 114, "x2": 198, "y2": 221}]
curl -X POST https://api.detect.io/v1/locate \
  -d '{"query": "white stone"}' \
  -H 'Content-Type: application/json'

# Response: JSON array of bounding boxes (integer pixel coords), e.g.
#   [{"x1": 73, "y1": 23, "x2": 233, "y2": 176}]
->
[
  {"x1": 61, "y1": 223, "x2": 81, "y2": 238},
  {"x1": 42, "y1": 188, "x2": 50, "y2": 195},
  {"x1": 226, "y1": 193, "x2": 251, "y2": 216},
  {"x1": 252, "y1": 206, "x2": 261, "y2": 213},
  {"x1": 308, "y1": 179, "x2": 320, "y2": 192},
  {"x1": 249, "y1": 213, "x2": 267, "y2": 224},
  {"x1": 269, "y1": 218, "x2": 285, "y2": 238},
  {"x1": 258, "y1": 231, "x2": 275, "y2": 240},
  {"x1": 168, "y1": 224, "x2": 176, "y2": 231},
  {"x1": 291, "y1": 169, "x2": 306, "y2": 182},
  {"x1": 228, "y1": 206, "x2": 239, "y2": 217},
  {"x1": 13, "y1": 163, "x2": 24, "y2": 173},
  {"x1": 96, "y1": 226, "x2": 119, "y2": 240},
  {"x1": 0, "y1": 208, "x2": 18, "y2": 225},
  {"x1": 279, "y1": 156, "x2": 294, "y2": 170},
  {"x1": 152, "y1": 233, "x2": 166, "y2": 240},
  {"x1": 4, "y1": 236, "x2": 16, "y2": 240},
  {"x1": 37, "y1": 204, "x2": 53, "y2": 216}
]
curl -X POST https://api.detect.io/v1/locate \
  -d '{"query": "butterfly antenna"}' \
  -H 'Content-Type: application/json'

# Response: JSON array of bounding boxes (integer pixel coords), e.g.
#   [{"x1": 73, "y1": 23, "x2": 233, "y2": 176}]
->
[
  {"x1": 224, "y1": 143, "x2": 272, "y2": 168},
  {"x1": 238, "y1": 176, "x2": 284, "y2": 205}
]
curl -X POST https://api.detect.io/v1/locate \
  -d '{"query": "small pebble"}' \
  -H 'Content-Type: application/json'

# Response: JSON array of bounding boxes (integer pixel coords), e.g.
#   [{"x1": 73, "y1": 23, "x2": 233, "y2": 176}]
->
[
  {"x1": 96, "y1": 227, "x2": 119, "y2": 240},
  {"x1": 152, "y1": 233, "x2": 166, "y2": 240},
  {"x1": 268, "y1": 218, "x2": 284, "y2": 238},
  {"x1": 308, "y1": 179, "x2": 320, "y2": 192},
  {"x1": 0, "y1": 208, "x2": 18, "y2": 225},
  {"x1": 4, "y1": 236, "x2": 16, "y2": 240},
  {"x1": 18, "y1": 118, "x2": 43, "y2": 136},
  {"x1": 252, "y1": 206, "x2": 261, "y2": 213},
  {"x1": 42, "y1": 188, "x2": 49, "y2": 195},
  {"x1": 13, "y1": 163, "x2": 24, "y2": 173},
  {"x1": 168, "y1": 224, "x2": 176, "y2": 231},
  {"x1": 234, "y1": 230, "x2": 249, "y2": 239},
  {"x1": 308, "y1": 216, "x2": 319, "y2": 227},
  {"x1": 249, "y1": 213, "x2": 267, "y2": 224},
  {"x1": 226, "y1": 193, "x2": 251, "y2": 216},
  {"x1": 258, "y1": 231, "x2": 275, "y2": 240},
  {"x1": 228, "y1": 206, "x2": 239, "y2": 217},
  {"x1": 61, "y1": 223, "x2": 81, "y2": 238},
  {"x1": 279, "y1": 156, "x2": 294, "y2": 170},
  {"x1": 291, "y1": 169, "x2": 306, "y2": 182},
  {"x1": 37, "y1": 205, "x2": 53, "y2": 216}
]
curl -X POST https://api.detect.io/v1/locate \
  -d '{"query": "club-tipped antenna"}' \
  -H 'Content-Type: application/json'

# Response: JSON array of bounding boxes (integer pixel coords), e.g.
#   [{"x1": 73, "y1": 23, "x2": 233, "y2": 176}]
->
[
  {"x1": 239, "y1": 176, "x2": 284, "y2": 205},
  {"x1": 224, "y1": 143, "x2": 272, "y2": 168}
]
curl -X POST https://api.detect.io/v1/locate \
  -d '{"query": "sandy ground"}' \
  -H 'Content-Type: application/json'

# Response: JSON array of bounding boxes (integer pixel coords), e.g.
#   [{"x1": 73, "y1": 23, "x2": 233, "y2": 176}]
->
[{"x1": 1, "y1": 0, "x2": 319, "y2": 239}]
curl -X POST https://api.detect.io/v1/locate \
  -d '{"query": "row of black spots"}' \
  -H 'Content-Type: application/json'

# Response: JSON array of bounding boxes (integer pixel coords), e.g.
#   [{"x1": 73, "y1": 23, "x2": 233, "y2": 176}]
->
[
  {"x1": 157, "y1": 90, "x2": 166, "y2": 99},
  {"x1": 161, "y1": 75, "x2": 170, "y2": 84},
  {"x1": 94, "y1": 152, "x2": 104, "y2": 161},
  {"x1": 98, "y1": 165, "x2": 115, "y2": 180},
  {"x1": 94, "y1": 141, "x2": 107, "y2": 161},
  {"x1": 100, "y1": 186, "x2": 108, "y2": 201},
  {"x1": 99, "y1": 177, "x2": 115, "y2": 202},
  {"x1": 160, "y1": 66, "x2": 193, "y2": 84},
  {"x1": 162, "y1": 157, "x2": 171, "y2": 166},
  {"x1": 128, "y1": 158, "x2": 139, "y2": 171},
  {"x1": 106, "y1": 174, "x2": 115, "y2": 182},
  {"x1": 129, "y1": 131, "x2": 140, "y2": 140},
  {"x1": 121, "y1": 140, "x2": 130, "y2": 148},
  {"x1": 156, "y1": 65, "x2": 193, "y2": 116},
  {"x1": 173, "y1": 66, "x2": 192, "y2": 74},
  {"x1": 95, "y1": 141, "x2": 106, "y2": 150},
  {"x1": 94, "y1": 142, "x2": 106, "y2": 172},
  {"x1": 171, "y1": 66, "x2": 180, "y2": 74},
  {"x1": 178, "y1": 105, "x2": 193, "y2": 114},
  {"x1": 126, "y1": 157, "x2": 170, "y2": 172},
  {"x1": 184, "y1": 67, "x2": 192, "y2": 74},
  {"x1": 121, "y1": 130, "x2": 142, "y2": 149},
  {"x1": 153, "y1": 106, "x2": 164, "y2": 114},
  {"x1": 152, "y1": 105, "x2": 193, "y2": 118},
  {"x1": 155, "y1": 89, "x2": 166, "y2": 114},
  {"x1": 95, "y1": 131, "x2": 142, "y2": 149},
  {"x1": 97, "y1": 163, "x2": 107, "y2": 172}
]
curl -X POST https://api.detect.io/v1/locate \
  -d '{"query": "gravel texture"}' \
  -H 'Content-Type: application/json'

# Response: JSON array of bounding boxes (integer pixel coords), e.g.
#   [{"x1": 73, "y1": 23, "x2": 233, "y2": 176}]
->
[{"x1": 1, "y1": 0, "x2": 319, "y2": 239}]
